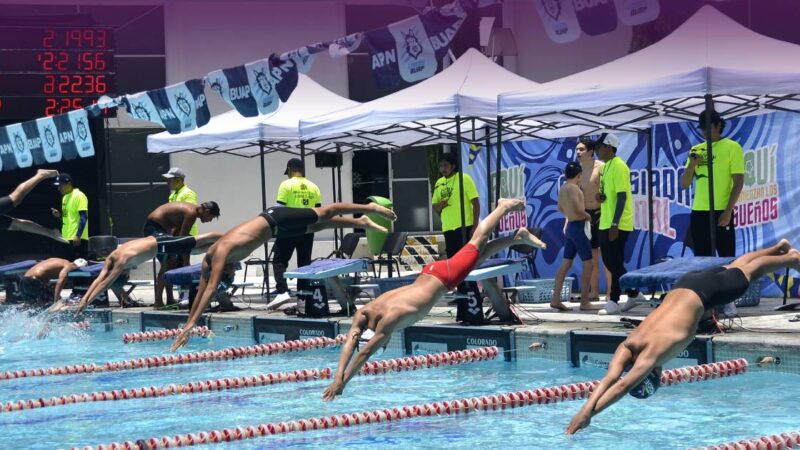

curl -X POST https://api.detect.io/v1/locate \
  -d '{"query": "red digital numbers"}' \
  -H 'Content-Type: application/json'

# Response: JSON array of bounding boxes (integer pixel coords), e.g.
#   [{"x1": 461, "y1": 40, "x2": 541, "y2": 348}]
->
[
  {"x1": 60, "y1": 28, "x2": 108, "y2": 49},
  {"x1": 38, "y1": 51, "x2": 109, "y2": 72},
  {"x1": 43, "y1": 74, "x2": 108, "y2": 96},
  {"x1": 45, "y1": 98, "x2": 84, "y2": 116}
]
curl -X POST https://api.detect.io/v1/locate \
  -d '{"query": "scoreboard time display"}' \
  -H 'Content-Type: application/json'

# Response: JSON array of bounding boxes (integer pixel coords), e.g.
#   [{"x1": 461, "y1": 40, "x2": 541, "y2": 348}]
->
[{"x1": 0, "y1": 26, "x2": 115, "y2": 120}]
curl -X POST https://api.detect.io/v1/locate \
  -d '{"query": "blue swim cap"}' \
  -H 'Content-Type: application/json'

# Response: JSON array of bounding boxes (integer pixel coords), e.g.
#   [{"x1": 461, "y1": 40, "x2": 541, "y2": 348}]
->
[{"x1": 629, "y1": 369, "x2": 661, "y2": 399}]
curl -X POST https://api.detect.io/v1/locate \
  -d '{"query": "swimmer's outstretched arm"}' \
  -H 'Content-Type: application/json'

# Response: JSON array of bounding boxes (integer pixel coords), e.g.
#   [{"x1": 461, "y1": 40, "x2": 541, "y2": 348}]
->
[
  {"x1": 75, "y1": 262, "x2": 124, "y2": 316},
  {"x1": 323, "y1": 322, "x2": 394, "y2": 401},
  {"x1": 52, "y1": 266, "x2": 73, "y2": 305},
  {"x1": 172, "y1": 257, "x2": 219, "y2": 352},
  {"x1": 323, "y1": 320, "x2": 363, "y2": 401}
]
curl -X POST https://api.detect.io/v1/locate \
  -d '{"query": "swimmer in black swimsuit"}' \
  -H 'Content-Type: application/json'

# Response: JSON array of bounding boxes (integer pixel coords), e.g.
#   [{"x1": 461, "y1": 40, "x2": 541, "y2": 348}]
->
[
  {"x1": 0, "y1": 169, "x2": 66, "y2": 243},
  {"x1": 170, "y1": 202, "x2": 398, "y2": 352},
  {"x1": 566, "y1": 239, "x2": 800, "y2": 434}
]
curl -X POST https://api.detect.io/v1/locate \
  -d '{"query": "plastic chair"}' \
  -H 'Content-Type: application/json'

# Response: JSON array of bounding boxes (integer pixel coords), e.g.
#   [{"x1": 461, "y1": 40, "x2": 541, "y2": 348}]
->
[
  {"x1": 243, "y1": 245, "x2": 276, "y2": 299},
  {"x1": 368, "y1": 231, "x2": 408, "y2": 278}
]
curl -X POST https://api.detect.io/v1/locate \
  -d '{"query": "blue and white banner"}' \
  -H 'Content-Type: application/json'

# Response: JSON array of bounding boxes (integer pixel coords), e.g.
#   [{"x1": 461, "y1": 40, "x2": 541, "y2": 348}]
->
[
  {"x1": 613, "y1": 0, "x2": 660, "y2": 26},
  {"x1": 534, "y1": 0, "x2": 582, "y2": 43},
  {"x1": 123, "y1": 79, "x2": 210, "y2": 134},
  {"x1": 0, "y1": 109, "x2": 94, "y2": 172},
  {"x1": 207, "y1": 54, "x2": 299, "y2": 118},
  {"x1": 328, "y1": 33, "x2": 363, "y2": 57},
  {"x1": 573, "y1": 0, "x2": 618, "y2": 36},
  {"x1": 464, "y1": 111, "x2": 800, "y2": 297},
  {"x1": 365, "y1": 0, "x2": 472, "y2": 89}
]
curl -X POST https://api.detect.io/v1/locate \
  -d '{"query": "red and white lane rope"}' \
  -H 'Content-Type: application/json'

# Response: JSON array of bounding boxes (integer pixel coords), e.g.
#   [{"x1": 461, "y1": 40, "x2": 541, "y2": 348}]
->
[
  {"x1": 122, "y1": 327, "x2": 213, "y2": 344},
  {"x1": 73, "y1": 358, "x2": 747, "y2": 450},
  {"x1": 0, "y1": 347, "x2": 498, "y2": 413},
  {"x1": 689, "y1": 431, "x2": 800, "y2": 450},
  {"x1": 0, "y1": 336, "x2": 336, "y2": 381}
]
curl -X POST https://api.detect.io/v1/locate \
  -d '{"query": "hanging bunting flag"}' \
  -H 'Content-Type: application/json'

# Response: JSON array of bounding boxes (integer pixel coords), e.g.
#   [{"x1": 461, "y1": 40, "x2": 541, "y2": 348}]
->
[
  {"x1": 573, "y1": 0, "x2": 618, "y2": 36},
  {"x1": 57, "y1": 109, "x2": 95, "y2": 159},
  {"x1": 122, "y1": 79, "x2": 209, "y2": 134},
  {"x1": 328, "y1": 33, "x2": 363, "y2": 57},
  {"x1": 613, "y1": 0, "x2": 660, "y2": 26},
  {"x1": 281, "y1": 41, "x2": 327, "y2": 74},
  {"x1": 365, "y1": 0, "x2": 473, "y2": 89},
  {"x1": 534, "y1": 0, "x2": 582, "y2": 43},
  {"x1": 1, "y1": 123, "x2": 33, "y2": 170},
  {"x1": 35, "y1": 116, "x2": 63, "y2": 163},
  {"x1": 208, "y1": 55, "x2": 299, "y2": 118}
]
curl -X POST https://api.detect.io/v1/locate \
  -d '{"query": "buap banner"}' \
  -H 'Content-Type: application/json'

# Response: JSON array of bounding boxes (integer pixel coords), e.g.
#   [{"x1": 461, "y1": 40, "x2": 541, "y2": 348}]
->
[
  {"x1": 365, "y1": 0, "x2": 473, "y2": 89},
  {"x1": 534, "y1": 0, "x2": 582, "y2": 43},
  {"x1": 613, "y1": 0, "x2": 660, "y2": 26},
  {"x1": 207, "y1": 54, "x2": 300, "y2": 118},
  {"x1": 463, "y1": 111, "x2": 800, "y2": 296},
  {"x1": 536, "y1": 0, "x2": 660, "y2": 43},
  {"x1": 123, "y1": 78, "x2": 210, "y2": 134},
  {"x1": 0, "y1": 109, "x2": 94, "y2": 172}
]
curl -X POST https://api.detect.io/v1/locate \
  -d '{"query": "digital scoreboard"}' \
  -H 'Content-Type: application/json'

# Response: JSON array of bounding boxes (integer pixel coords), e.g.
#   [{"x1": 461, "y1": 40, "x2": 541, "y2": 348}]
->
[{"x1": 0, "y1": 26, "x2": 115, "y2": 120}]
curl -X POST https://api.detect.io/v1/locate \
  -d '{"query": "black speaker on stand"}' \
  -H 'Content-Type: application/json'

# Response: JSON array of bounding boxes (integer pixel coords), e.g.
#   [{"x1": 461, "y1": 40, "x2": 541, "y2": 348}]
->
[{"x1": 315, "y1": 151, "x2": 344, "y2": 251}]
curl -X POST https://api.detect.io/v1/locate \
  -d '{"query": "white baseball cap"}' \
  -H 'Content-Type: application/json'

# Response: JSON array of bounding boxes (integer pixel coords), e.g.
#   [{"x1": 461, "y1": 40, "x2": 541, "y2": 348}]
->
[
  {"x1": 596, "y1": 132, "x2": 620, "y2": 149},
  {"x1": 73, "y1": 258, "x2": 88, "y2": 269},
  {"x1": 162, "y1": 168, "x2": 186, "y2": 179}
]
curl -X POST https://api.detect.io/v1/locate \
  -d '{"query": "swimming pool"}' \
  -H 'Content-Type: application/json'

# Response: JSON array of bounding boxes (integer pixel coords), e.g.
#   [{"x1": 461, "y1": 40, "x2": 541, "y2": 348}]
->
[{"x1": 0, "y1": 307, "x2": 797, "y2": 449}]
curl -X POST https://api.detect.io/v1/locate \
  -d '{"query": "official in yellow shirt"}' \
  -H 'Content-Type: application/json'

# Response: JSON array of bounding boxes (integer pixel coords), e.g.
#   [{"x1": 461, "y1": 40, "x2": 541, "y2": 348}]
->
[
  {"x1": 52, "y1": 173, "x2": 89, "y2": 259},
  {"x1": 681, "y1": 109, "x2": 744, "y2": 257},
  {"x1": 271, "y1": 158, "x2": 322, "y2": 303},
  {"x1": 595, "y1": 134, "x2": 642, "y2": 316},
  {"x1": 164, "y1": 167, "x2": 199, "y2": 236},
  {"x1": 431, "y1": 152, "x2": 481, "y2": 323}
]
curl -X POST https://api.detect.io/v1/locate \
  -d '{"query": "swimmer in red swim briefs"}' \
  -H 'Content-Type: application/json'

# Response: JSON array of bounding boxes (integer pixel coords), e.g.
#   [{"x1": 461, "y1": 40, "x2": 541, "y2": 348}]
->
[{"x1": 323, "y1": 198, "x2": 546, "y2": 401}]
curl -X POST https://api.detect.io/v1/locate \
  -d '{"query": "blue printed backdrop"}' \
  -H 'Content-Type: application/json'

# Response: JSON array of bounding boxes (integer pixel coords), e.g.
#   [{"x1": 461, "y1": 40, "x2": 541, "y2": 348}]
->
[{"x1": 463, "y1": 111, "x2": 800, "y2": 296}]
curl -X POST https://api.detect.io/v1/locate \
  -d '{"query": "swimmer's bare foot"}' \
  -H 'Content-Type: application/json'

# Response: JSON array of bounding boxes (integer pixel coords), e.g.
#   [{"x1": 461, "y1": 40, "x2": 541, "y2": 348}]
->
[
  {"x1": 550, "y1": 301, "x2": 571, "y2": 312},
  {"x1": 36, "y1": 169, "x2": 59, "y2": 179},
  {"x1": 513, "y1": 227, "x2": 546, "y2": 250},
  {"x1": 356, "y1": 216, "x2": 388, "y2": 233},
  {"x1": 788, "y1": 249, "x2": 800, "y2": 272},
  {"x1": 776, "y1": 239, "x2": 791, "y2": 254},
  {"x1": 579, "y1": 301, "x2": 602, "y2": 311},
  {"x1": 370, "y1": 204, "x2": 397, "y2": 222},
  {"x1": 498, "y1": 198, "x2": 525, "y2": 212}
]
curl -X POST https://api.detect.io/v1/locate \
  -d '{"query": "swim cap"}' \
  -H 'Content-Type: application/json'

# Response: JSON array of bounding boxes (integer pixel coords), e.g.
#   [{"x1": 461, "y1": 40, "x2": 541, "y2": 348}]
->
[
  {"x1": 73, "y1": 258, "x2": 88, "y2": 269},
  {"x1": 629, "y1": 368, "x2": 661, "y2": 399},
  {"x1": 357, "y1": 329, "x2": 385, "y2": 356}
]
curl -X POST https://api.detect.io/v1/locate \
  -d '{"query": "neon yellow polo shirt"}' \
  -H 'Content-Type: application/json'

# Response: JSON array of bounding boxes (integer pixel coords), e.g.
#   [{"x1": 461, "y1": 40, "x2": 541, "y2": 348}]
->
[
  {"x1": 599, "y1": 156, "x2": 634, "y2": 231},
  {"x1": 431, "y1": 172, "x2": 479, "y2": 232},
  {"x1": 169, "y1": 185, "x2": 198, "y2": 236},
  {"x1": 277, "y1": 177, "x2": 321, "y2": 208},
  {"x1": 61, "y1": 188, "x2": 89, "y2": 240},
  {"x1": 685, "y1": 138, "x2": 745, "y2": 211}
]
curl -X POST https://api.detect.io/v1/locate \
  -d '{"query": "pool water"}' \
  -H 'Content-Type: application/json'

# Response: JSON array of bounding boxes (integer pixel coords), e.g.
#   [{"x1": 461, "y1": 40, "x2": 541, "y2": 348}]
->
[{"x1": 0, "y1": 307, "x2": 797, "y2": 450}]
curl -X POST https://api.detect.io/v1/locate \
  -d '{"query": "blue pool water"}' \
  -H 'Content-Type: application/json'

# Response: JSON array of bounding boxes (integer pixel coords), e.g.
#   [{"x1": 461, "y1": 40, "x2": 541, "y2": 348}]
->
[{"x1": 0, "y1": 307, "x2": 797, "y2": 449}]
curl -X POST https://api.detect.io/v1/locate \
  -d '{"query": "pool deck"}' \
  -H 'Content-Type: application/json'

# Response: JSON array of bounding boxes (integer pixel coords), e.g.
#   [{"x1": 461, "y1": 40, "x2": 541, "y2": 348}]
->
[{"x1": 91, "y1": 289, "x2": 800, "y2": 373}]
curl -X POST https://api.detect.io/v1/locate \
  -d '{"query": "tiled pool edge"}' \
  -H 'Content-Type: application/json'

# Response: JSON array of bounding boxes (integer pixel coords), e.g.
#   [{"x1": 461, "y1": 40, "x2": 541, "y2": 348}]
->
[{"x1": 108, "y1": 310, "x2": 800, "y2": 373}]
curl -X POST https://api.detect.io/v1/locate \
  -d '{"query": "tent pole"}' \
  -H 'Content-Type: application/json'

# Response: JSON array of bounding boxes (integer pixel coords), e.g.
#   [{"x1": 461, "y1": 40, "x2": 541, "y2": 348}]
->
[
  {"x1": 336, "y1": 145, "x2": 343, "y2": 251},
  {"x1": 455, "y1": 116, "x2": 467, "y2": 245},
  {"x1": 646, "y1": 128, "x2": 655, "y2": 265},
  {"x1": 703, "y1": 95, "x2": 717, "y2": 255},
  {"x1": 495, "y1": 116, "x2": 503, "y2": 231},
  {"x1": 485, "y1": 126, "x2": 492, "y2": 215},
  {"x1": 259, "y1": 141, "x2": 271, "y2": 300},
  {"x1": 300, "y1": 140, "x2": 306, "y2": 164}
]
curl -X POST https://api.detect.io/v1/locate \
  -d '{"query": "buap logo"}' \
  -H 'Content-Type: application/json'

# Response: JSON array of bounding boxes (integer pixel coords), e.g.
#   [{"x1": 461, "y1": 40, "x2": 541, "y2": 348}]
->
[
  {"x1": 132, "y1": 102, "x2": 151, "y2": 121},
  {"x1": 174, "y1": 92, "x2": 193, "y2": 128},
  {"x1": 209, "y1": 78, "x2": 224, "y2": 96},
  {"x1": 402, "y1": 28, "x2": 424, "y2": 60},
  {"x1": 76, "y1": 119, "x2": 88, "y2": 141},
  {"x1": 13, "y1": 133, "x2": 25, "y2": 154}
]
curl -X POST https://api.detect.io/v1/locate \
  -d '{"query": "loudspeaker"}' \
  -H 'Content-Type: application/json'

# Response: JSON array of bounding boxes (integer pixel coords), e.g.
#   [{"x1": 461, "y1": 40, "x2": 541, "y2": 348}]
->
[{"x1": 314, "y1": 152, "x2": 343, "y2": 168}]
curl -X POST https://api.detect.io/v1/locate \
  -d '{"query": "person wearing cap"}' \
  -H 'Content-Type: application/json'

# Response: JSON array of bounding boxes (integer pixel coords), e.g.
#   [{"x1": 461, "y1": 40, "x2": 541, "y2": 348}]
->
[
  {"x1": 594, "y1": 133, "x2": 643, "y2": 315},
  {"x1": 550, "y1": 162, "x2": 600, "y2": 312},
  {"x1": 432, "y1": 152, "x2": 481, "y2": 322},
  {"x1": 680, "y1": 110, "x2": 744, "y2": 258},
  {"x1": 163, "y1": 168, "x2": 199, "y2": 236},
  {"x1": 0, "y1": 169, "x2": 66, "y2": 242},
  {"x1": 566, "y1": 240, "x2": 799, "y2": 434},
  {"x1": 51, "y1": 173, "x2": 89, "y2": 259},
  {"x1": 271, "y1": 158, "x2": 322, "y2": 306},
  {"x1": 143, "y1": 200, "x2": 221, "y2": 308},
  {"x1": 15, "y1": 258, "x2": 88, "y2": 307}
]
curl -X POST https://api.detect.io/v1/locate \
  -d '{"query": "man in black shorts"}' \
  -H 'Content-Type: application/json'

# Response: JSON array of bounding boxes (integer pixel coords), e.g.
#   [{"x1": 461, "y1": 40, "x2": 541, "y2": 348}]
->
[
  {"x1": 567, "y1": 239, "x2": 800, "y2": 434},
  {"x1": 170, "y1": 202, "x2": 397, "y2": 352},
  {"x1": 0, "y1": 169, "x2": 66, "y2": 242}
]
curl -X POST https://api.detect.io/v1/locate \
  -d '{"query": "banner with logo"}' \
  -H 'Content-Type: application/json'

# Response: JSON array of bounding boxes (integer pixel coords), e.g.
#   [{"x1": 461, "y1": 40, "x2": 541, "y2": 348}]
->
[
  {"x1": 465, "y1": 111, "x2": 800, "y2": 296},
  {"x1": 207, "y1": 54, "x2": 299, "y2": 118},
  {"x1": 613, "y1": 0, "x2": 660, "y2": 26},
  {"x1": 122, "y1": 78, "x2": 210, "y2": 134},
  {"x1": 0, "y1": 109, "x2": 94, "y2": 172},
  {"x1": 365, "y1": 0, "x2": 472, "y2": 89},
  {"x1": 534, "y1": 0, "x2": 582, "y2": 43},
  {"x1": 573, "y1": 0, "x2": 618, "y2": 35}
]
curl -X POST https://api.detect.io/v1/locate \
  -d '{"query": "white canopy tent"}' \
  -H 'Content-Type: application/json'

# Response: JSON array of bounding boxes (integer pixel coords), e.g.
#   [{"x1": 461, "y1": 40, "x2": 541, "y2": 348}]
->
[
  {"x1": 498, "y1": 5, "x2": 800, "y2": 131},
  {"x1": 499, "y1": 5, "x2": 800, "y2": 268},
  {"x1": 300, "y1": 48, "x2": 581, "y2": 150},
  {"x1": 147, "y1": 74, "x2": 360, "y2": 157}
]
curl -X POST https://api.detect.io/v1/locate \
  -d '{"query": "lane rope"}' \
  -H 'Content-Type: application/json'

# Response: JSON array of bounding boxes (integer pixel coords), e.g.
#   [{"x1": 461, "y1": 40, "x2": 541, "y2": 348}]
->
[
  {"x1": 0, "y1": 347, "x2": 498, "y2": 413},
  {"x1": 73, "y1": 358, "x2": 748, "y2": 450},
  {"x1": 688, "y1": 431, "x2": 800, "y2": 450},
  {"x1": 122, "y1": 327, "x2": 213, "y2": 344}
]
